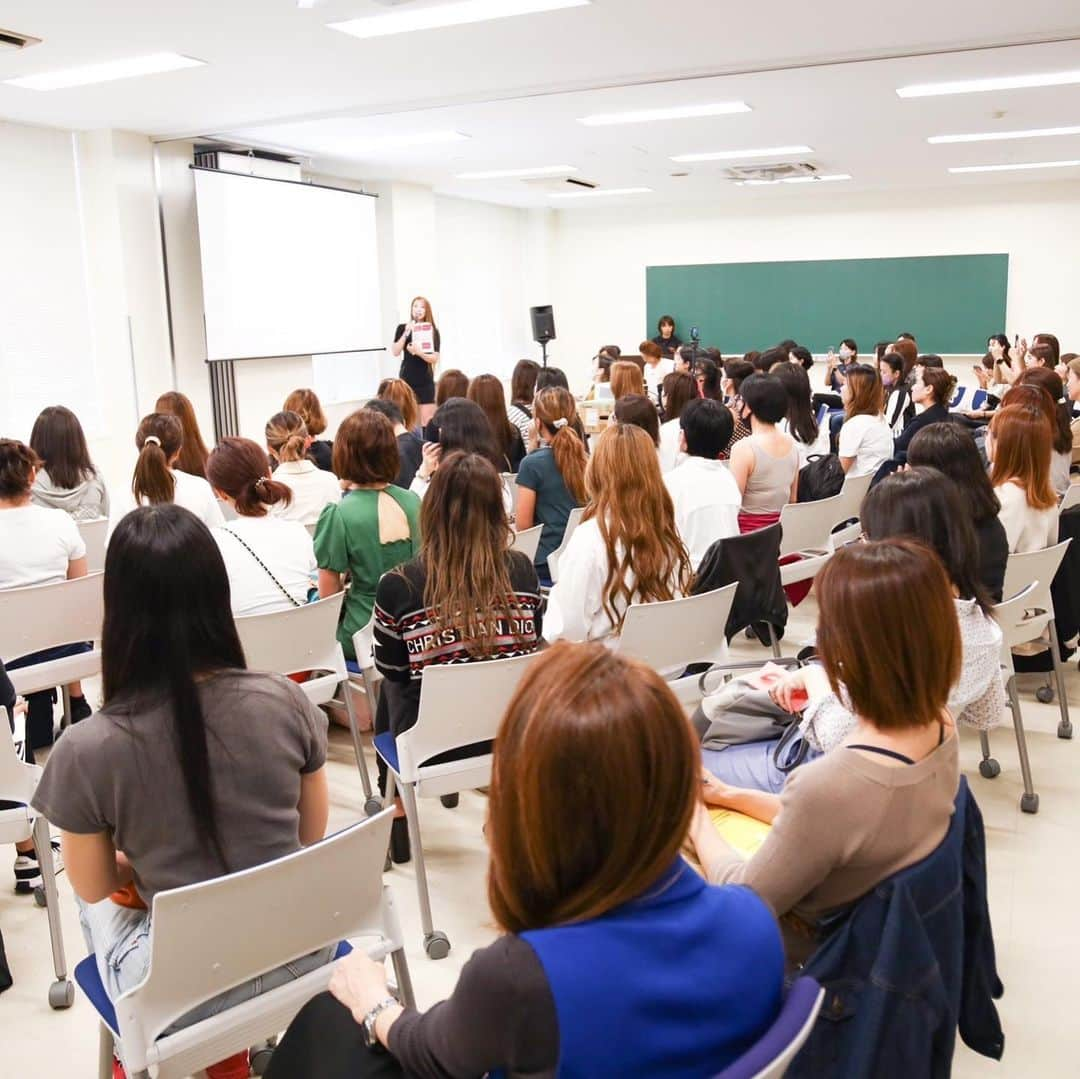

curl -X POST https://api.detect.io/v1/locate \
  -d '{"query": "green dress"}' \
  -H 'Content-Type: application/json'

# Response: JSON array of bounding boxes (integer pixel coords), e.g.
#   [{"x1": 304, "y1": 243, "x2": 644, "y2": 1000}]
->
[{"x1": 314, "y1": 486, "x2": 421, "y2": 660}]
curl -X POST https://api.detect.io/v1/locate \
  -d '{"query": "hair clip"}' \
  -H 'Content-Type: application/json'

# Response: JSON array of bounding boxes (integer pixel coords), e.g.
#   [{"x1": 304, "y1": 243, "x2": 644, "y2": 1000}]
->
[
  {"x1": 552, "y1": 417, "x2": 568, "y2": 429},
  {"x1": 143, "y1": 435, "x2": 162, "y2": 447}
]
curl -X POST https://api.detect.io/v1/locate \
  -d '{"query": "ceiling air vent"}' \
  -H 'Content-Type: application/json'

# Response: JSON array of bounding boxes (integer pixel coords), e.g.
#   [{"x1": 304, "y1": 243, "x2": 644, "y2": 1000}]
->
[
  {"x1": 725, "y1": 162, "x2": 817, "y2": 183},
  {"x1": 520, "y1": 176, "x2": 598, "y2": 193},
  {"x1": 0, "y1": 27, "x2": 42, "y2": 50}
]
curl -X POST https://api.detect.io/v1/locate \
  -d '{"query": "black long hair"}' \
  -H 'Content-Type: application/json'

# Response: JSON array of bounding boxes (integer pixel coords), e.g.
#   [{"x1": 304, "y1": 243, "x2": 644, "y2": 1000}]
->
[
  {"x1": 429, "y1": 397, "x2": 503, "y2": 472},
  {"x1": 906, "y1": 422, "x2": 1001, "y2": 525},
  {"x1": 29, "y1": 406, "x2": 97, "y2": 490},
  {"x1": 861, "y1": 467, "x2": 992, "y2": 614},
  {"x1": 768, "y1": 362, "x2": 819, "y2": 444},
  {"x1": 102, "y1": 505, "x2": 246, "y2": 865}
]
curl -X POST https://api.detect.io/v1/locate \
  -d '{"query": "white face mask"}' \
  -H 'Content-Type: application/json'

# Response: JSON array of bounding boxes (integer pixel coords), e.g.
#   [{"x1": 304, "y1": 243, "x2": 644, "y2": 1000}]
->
[{"x1": 838, "y1": 345, "x2": 854, "y2": 361}]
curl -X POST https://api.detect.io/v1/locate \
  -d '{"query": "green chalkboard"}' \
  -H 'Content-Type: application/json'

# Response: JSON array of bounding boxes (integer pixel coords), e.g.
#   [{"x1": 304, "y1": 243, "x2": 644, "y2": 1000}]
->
[{"x1": 646, "y1": 254, "x2": 1008, "y2": 355}]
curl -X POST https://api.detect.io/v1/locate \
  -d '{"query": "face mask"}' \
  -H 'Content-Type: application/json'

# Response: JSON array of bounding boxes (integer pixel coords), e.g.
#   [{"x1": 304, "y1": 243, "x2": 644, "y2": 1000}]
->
[
  {"x1": 838, "y1": 346, "x2": 853, "y2": 361},
  {"x1": 881, "y1": 370, "x2": 894, "y2": 387}
]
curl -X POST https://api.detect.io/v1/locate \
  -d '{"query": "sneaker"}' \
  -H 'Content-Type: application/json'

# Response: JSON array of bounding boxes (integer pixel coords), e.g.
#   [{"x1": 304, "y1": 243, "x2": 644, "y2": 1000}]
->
[{"x1": 14, "y1": 840, "x2": 63, "y2": 895}]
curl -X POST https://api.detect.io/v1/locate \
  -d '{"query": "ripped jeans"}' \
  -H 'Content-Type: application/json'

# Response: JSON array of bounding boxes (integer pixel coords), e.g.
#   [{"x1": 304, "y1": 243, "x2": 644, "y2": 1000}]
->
[{"x1": 77, "y1": 896, "x2": 336, "y2": 1032}]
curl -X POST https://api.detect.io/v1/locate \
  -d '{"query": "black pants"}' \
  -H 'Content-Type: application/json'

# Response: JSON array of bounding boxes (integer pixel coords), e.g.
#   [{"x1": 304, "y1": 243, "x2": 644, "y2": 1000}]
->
[{"x1": 266, "y1": 993, "x2": 405, "y2": 1079}]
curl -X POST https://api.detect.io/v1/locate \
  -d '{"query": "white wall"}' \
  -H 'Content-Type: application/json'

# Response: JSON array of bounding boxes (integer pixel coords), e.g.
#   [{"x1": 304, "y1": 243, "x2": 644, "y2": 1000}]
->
[{"x1": 550, "y1": 180, "x2": 1080, "y2": 390}]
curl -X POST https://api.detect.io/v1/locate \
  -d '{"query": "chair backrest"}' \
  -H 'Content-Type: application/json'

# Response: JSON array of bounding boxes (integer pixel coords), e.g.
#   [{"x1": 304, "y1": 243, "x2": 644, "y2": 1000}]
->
[
  {"x1": 0, "y1": 705, "x2": 40, "y2": 809},
  {"x1": 1002, "y1": 540, "x2": 1071, "y2": 615},
  {"x1": 304, "y1": 521, "x2": 317, "y2": 537},
  {"x1": 832, "y1": 471, "x2": 873, "y2": 522},
  {"x1": 77, "y1": 517, "x2": 109, "y2": 573},
  {"x1": 1061, "y1": 484, "x2": 1080, "y2": 512},
  {"x1": 990, "y1": 581, "x2": 1043, "y2": 655},
  {"x1": 777, "y1": 493, "x2": 848, "y2": 557},
  {"x1": 616, "y1": 584, "x2": 737, "y2": 673},
  {"x1": 397, "y1": 651, "x2": 539, "y2": 779},
  {"x1": 713, "y1": 977, "x2": 825, "y2": 1079},
  {"x1": 0, "y1": 572, "x2": 104, "y2": 659},
  {"x1": 510, "y1": 524, "x2": 543, "y2": 562},
  {"x1": 948, "y1": 385, "x2": 970, "y2": 411},
  {"x1": 546, "y1": 506, "x2": 585, "y2": 582},
  {"x1": 234, "y1": 592, "x2": 347, "y2": 681},
  {"x1": 117, "y1": 811, "x2": 395, "y2": 1063}
]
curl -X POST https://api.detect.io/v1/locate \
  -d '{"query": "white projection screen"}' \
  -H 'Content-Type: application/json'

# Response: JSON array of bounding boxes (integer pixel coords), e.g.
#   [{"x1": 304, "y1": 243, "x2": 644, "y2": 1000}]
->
[{"x1": 193, "y1": 168, "x2": 382, "y2": 361}]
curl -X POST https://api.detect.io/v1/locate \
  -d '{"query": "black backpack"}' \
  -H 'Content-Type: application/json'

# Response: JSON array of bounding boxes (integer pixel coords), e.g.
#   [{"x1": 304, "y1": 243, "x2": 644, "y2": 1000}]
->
[{"x1": 797, "y1": 453, "x2": 845, "y2": 503}]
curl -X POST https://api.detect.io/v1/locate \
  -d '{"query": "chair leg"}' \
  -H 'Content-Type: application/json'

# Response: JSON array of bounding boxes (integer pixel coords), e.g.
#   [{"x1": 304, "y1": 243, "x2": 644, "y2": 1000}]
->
[
  {"x1": 1049, "y1": 620, "x2": 1073, "y2": 740},
  {"x1": 400, "y1": 782, "x2": 450, "y2": 959},
  {"x1": 33, "y1": 815, "x2": 70, "y2": 989},
  {"x1": 977, "y1": 730, "x2": 1000, "y2": 779},
  {"x1": 767, "y1": 621, "x2": 781, "y2": 660},
  {"x1": 1007, "y1": 676, "x2": 1039, "y2": 814},
  {"x1": 60, "y1": 685, "x2": 72, "y2": 732},
  {"x1": 97, "y1": 1024, "x2": 115, "y2": 1079},
  {"x1": 341, "y1": 680, "x2": 379, "y2": 813}
]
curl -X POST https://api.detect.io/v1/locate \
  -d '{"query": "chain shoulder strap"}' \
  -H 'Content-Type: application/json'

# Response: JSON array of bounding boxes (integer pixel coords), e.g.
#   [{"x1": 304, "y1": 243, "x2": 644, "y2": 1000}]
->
[{"x1": 224, "y1": 527, "x2": 302, "y2": 608}]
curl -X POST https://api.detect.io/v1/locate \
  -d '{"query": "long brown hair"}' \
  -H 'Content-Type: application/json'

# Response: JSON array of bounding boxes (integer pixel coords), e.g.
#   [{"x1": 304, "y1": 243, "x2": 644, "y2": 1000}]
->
[
  {"x1": 282, "y1": 388, "x2": 328, "y2": 437},
  {"x1": 207, "y1": 437, "x2": 293, "y2": 518},
  {"x1": 534, "y1": 387, "x2": 587, "y2": 503},
  {"x1": 817, "y1": 540, "x2": 960, "y2": 730},
  {"x1": 610, "y1": 361, "x2": 645, "y2": 400},
  {"x1": 468, "y1": 374, "x2": 520, "y2": 464},
  {"x1": 1012, "y1": 369, "x2": 1073, "y2": 455},
  {"x1": 155, "y1": 392, "x2": 210, "y2": 479},
  {"x1": 843, "y1": 364, "x2": 884, "y2": 420},
  {"x1": 410, "y1": 295, "x2": 435, "y2": 326},
  {"x1": 436, "y1": 369, "x2": 470, "y2": 406},
  {"x1": 133, "y1": 413, "x2": 183, "y2": 505},
  {"x1": 265, "y1": 410, "x2": 309, "y2": 464},
  {"x1": 29, "y1": 405, "x2": 97, "y2": 490},
  {"x1": 419, "y1": 452, "x2": 529, "y2": 658},
  {"x1": 585, "y1": 424, "x2": 693, "y2": 632},
  {"x1": 661, "y1": 371, "x2": 696, "y2": 424},
  {"x1": 989, "y1": 404, "x2": 1057, "y2": 511},
  {"x1": 488, "y1": 641, "x2": 698, "y2": 933},
  {"x1": 376, "y1": 378, "x2": 419, "y2": 431}
]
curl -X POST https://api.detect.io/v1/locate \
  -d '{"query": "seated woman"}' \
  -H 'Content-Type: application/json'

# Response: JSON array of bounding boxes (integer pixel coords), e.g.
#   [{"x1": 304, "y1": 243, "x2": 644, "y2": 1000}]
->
[
  {"x1": 315, "y1": 411, "x2": 421, "y2": 662},
  {"x1": 770, "y1": 362, "x2": 828, "y2": 466},
  {"x1": 892, "y1": 367, "x2": 957, "y2": 459},
  {"x1": 28, "y1": 405, "x2": 110, "y2": 521},
  {"x1": 115, "y1": 413, "x2": 225, "y2": 531},
  {"x1": 545, "y1": 423, "x2": 693, "y2": 645},
  {"x1": 658, "y1": 370, "x2": 698, "y2": 473},
  {"x1": 155, "y1": 391, "x2": 212, "y2": 479},
  {"x1": 729, "y1": 375, "x2": 799, "y2": 531},
  {"x1": 879, "y1": 350, "x2": 915, "y2": 435},
  {"x1": 720, "y1": 358, "x2": 753, "y2": 449},
  {"x1": 267, "y1": 642, "x2": 784, "y2": 1079},
  {"x1": 410, "y1": 398, "x2": 507, "y2": 506},
  {"x1": 837, "y1": 364, "x2": 894, "y2": 477},
  {"x1": 31, "y1": 505, "x2": 333, "y2": 1079},
  {"x1": 207, "y1": 437, "x2": 317, "y2": 617},
  {"x1": 515, "y1": 387, "x2": 588, "y2": 583},
  {"x1": 987, "y1": 404, "x2": 1059, "y2": 553},
  {"x1": 374, "y1": 452, "x2": 544, "y2": 861},
  {"x1": 701, "y1": 468, "x2": 1005, "y2": 797},
  {"x1": 691, "y1": 539, "x2": 961, "y2": 964},
  {"x1": 610, "y1": 359, "x2": 645, "y2": 401},
  {"x1": 468, "y1": 374, "x2": 526, "y2": 473},
  {"x1": 265, "y1": 410, "x2": 342, "y2": 526},
  {"x1": 1011, "y1": 368, "x2": 1074, "y2": 496},
  {"x1": 283, "y1": 388, "x2": 334, "y2": 472},
  {"x1": 435, "y1": 368, "x2": 469, "y2": 407},
  {"x1": 614, "y1": 393, "x2": 660, "y2": 447},
  {"x1": 907, "y1": 423, "x2": 1008, "y2": 601},
  {"x1": 507, "y1": 359, "x2": 540, "y2": 439}
]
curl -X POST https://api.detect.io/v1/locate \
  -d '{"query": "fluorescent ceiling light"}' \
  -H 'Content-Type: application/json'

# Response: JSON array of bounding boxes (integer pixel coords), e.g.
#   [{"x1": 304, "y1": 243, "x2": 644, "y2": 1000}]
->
[
  {"x1": 551, "y1": 187, "x2": 652, "y2": 199},
  {"x1": 739, "y1": 173, "x2": 851, "y2": 187},
  {"x1": 329, "y1": 0, "x2": 589, "y2": 40},
  {"x1": 4, "y1": 52, "x2": 204, "y2": 91},
  {"x1": 948, "y1": 159, "x2": 1080, "y2": 174},
  {"x1": 929, "y1": 125, "x2": 1080, "y2": 144},
  {"x1": 457, "y1": 165, "x2": 577, "y2": 179},
  {"x1": 579, "y1": 102, "x2": 751, "y2": 127},
  {"x1": 672, "y1": 144, "x2": 812, "y2": 163},
  {"x1": 897, "y1": 70, "x2": 1080, "y2": 98}
]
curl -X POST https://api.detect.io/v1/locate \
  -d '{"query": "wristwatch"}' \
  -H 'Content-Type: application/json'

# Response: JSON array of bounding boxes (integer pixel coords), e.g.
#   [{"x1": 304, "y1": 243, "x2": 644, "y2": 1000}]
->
[{"x1": 361, "y1": 995, "x2": 399, "y2": 1050}]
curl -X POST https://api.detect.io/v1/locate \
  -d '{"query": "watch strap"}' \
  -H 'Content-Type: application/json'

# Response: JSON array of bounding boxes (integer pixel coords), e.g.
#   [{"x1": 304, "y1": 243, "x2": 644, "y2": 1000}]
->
[{"x1": 363, "y1": 995, "x2": 400, "y2": 1048}]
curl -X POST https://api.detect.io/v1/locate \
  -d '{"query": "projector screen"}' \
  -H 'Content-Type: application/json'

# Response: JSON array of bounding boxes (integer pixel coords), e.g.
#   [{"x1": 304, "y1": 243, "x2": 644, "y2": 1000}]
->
[{"x1": 193, "y1": 167, "x2": 382, "y2": 361}]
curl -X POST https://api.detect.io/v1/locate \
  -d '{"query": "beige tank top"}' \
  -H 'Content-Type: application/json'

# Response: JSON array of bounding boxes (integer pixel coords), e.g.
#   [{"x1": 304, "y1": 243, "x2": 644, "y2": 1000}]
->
[{"x1": 742, "y1": 439, "x2": 800, "y2": 513}]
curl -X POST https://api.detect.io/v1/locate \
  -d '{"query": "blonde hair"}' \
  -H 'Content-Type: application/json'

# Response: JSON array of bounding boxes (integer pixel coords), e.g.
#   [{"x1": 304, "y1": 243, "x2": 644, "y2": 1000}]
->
[
  {"x1": 282, "y1": 388, "x2": 328, "y2": 437},
  {"x1": 585, "y1": 424, "x2": 693, "y2": 633},
  {"x1": 534, "y1": 387, "x2": 587, "y2": 503},
  {"x1": 610, "y1": 361, "x2": 645, "y2": 400},
  {"x1": 265, "y1": 410, "x2": 309, "y2": 463},
  {"x1": 376, "y1": 378, "x2": 420, "y2": 431}
]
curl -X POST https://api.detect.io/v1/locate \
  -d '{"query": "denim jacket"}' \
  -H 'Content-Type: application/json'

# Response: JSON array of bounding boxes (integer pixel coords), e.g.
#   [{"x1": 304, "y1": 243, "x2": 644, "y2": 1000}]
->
[{"x1": 790, "y1": 778, "x2": 1004, "y2": 1077}]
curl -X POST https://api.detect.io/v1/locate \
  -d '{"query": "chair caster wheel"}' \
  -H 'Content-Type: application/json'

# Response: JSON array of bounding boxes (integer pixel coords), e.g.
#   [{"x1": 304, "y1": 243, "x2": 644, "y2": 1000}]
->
[
  {"x1": 250, "y1": 1047, "x2": 275, "y2": 1075},
  {"x1": 1058, "y1": 721, "x2": 1073, "y2": 740},
  {"x1": 364, "y1": 796, "x2": 383, "y2": 817},
  {"x1": 1036, "y1": 686, "x2": 1054, "y2": 704},
  {"x1": 424, "y1": 931, "x2": 451, "y2": 960},
  {"x1": 440, "y1": 793, "x2": 459, "y2": 809},
  {"x1": 49, "y1": 979, "x2": 74, "y2": 1009},
  {"x1": 978, "y1": 758, "x2": 1000, "y2": 779},
  {"x1": 1021, "y1": 793, "x2": 1040, "y2": 814},
  {"x1": 33, "y1": 886, "x2": 46, "y2": 908}
]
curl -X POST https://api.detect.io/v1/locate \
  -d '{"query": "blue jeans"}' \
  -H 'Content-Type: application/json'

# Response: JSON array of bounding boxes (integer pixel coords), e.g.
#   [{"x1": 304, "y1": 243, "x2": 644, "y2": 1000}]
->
[
  {"x1": 702, "y1": 738, "x2": 821, "y2": 794},
  {"x1": 77, "y1": 895, "x2": 336, "y2": 1034}
]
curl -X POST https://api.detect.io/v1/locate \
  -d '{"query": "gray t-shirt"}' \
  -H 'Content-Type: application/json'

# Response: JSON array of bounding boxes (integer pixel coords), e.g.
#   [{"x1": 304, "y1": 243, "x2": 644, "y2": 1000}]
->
[{"x1": 32, "y1": 669, "x2": 327, "y2": 905}]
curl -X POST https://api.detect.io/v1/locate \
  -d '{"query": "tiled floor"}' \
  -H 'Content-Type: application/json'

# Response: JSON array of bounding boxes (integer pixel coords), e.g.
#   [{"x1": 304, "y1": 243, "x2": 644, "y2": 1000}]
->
[{"x1": 4, "y1": 595, "x2": 1077, "y2": 1076}]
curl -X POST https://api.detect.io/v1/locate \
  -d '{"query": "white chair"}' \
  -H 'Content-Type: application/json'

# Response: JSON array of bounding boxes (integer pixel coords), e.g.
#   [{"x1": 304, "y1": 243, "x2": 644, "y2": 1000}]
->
[
  {"x1": 0, "y1": 573, "x2": 104, "y2": 730},
  {"x1": 304, "y1": 521, "x2": 317, "y2": 538},
  {"x1": 510, "y1": 524, "x2": 543, "y2": 563},
  {"x1": 378, "y1": 651, "x2": 539, "y2": 958},
  {"x1": 0, "y1": 705, "x2": 73, "y2": 1009},
  {"x1": 777, "y1": 494, "x2": 849, "y2": 587},
  {"x1": 235, "y1": 593, "x2": 381, "y2": 815},
  {"x1": 501, "y1": 472, "x2": 519, "y2": 516},
  {"x1": 1060, "y1": 484, "x2": 1080, "y2": 512},
  {"x1": 616, "y1": 584, "x2": 738, "y2": 708},
  {"x1": 77, "y1": 810, "x2": 414, "y2": 1079},
  {"x1": 948, "y1": 386, "x2": 973, "y2": 412},
  {"x1": 77, "y1": 517, "x2": 109, "y2": 573},
  {"x1": 828, "y1": 471, "x2": 873, "y2": 548},
  {"x1": 546, "y1": 506, "x2": 585, "y2": 583}
]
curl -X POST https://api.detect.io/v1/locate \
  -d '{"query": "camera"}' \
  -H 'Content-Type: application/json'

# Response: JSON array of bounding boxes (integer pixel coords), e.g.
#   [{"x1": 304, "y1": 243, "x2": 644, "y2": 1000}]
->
[{"x1": 690, "y1": 326, "x2": 700, "y2": 342}]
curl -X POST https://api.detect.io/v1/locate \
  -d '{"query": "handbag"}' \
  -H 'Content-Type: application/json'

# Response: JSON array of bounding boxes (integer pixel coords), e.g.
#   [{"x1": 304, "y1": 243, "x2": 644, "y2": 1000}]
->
[
  {"x1": 694, "y1": 678, "x2": 800, "y2": 751},
  {"x1": 224, "y1": 528, "x2": 302, "y2": 608}
]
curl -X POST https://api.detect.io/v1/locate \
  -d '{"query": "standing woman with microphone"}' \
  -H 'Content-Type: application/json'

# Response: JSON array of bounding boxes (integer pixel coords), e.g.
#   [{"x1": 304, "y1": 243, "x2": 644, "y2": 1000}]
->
[{"x1": 392, "y1": 296, "x2": 440, "y2": 425}]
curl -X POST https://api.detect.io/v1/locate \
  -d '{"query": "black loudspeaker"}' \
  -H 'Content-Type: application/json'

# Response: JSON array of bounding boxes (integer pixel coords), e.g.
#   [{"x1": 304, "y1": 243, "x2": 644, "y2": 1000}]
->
[{"x1": 530, "y1": 305, "x2": 556, "y2": 344}]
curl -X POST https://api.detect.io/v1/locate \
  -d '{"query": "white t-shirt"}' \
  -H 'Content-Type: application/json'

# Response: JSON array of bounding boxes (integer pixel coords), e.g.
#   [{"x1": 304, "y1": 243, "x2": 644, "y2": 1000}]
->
[
  {"x1": 644, "y1": 358, "x2": 675, "y2": 404},
  {"x1": 110, "y1": 469, "x2": 226, "y2": 535},
  {"x1": 664, "y1": 456, "x2": 742, "y2": 569},
  {"x1": 779, "y1": 417, "x2": 830, "y2": 467},
  {"x1": 658, "y1": 417, "x2": 685, "y2": 474},
  {"x1": 837, "y1": 414, "x2": 894, "y2": 478},
  {"x1": 994, "y1": 482, "x2": 1059, "y2": 554},
  {"x1": 0, "y1": 504, "x2": 86, "y2": 590},
  {"x1": 213, "y1": 516, "x2": 317, "y2": 617},
  {"x1": 271, "y1": 460, "x2": 341, "y2": 526}
]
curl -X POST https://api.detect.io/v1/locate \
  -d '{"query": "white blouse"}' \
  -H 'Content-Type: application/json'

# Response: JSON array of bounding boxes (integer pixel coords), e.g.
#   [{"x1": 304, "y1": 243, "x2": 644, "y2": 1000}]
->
[
  {"x1": 271, "y1": 460, "x2": 341, "y2": 526},
  {"x1": 213, "y1": 516, "x2": 316, "y2": 617},
  {"x1": 995, "y1": 482, "x2": 1059, "y2": 554}
]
